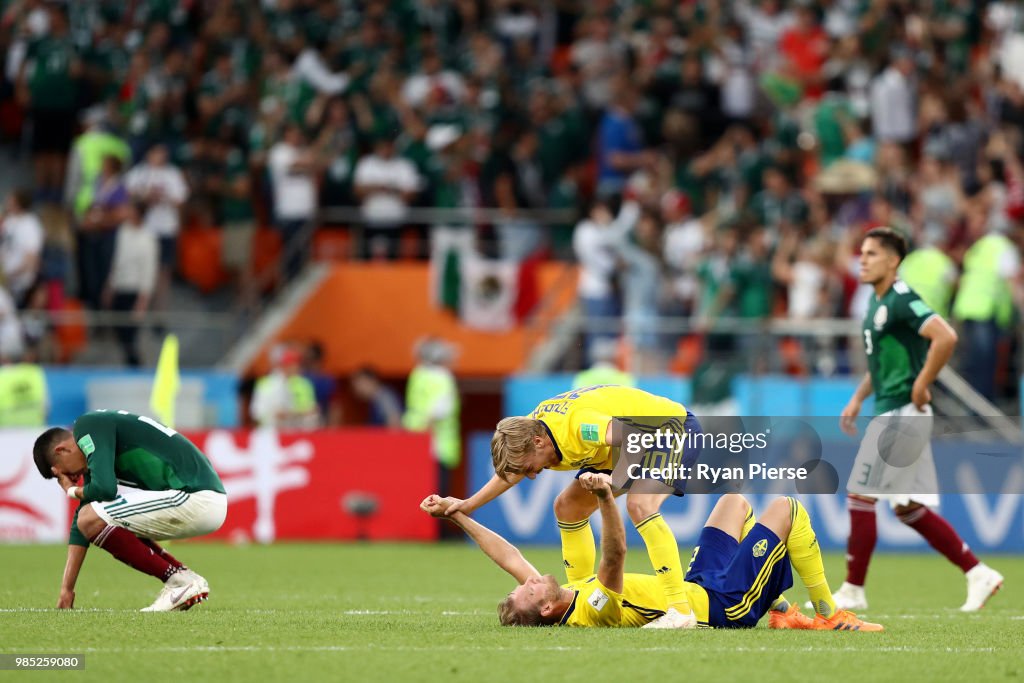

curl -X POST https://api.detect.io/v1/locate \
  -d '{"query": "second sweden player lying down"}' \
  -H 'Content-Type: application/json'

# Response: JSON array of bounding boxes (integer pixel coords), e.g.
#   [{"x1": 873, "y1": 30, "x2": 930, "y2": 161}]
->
[{"x1": 421, "y1": 473, "x2": 883, "y2": 631}]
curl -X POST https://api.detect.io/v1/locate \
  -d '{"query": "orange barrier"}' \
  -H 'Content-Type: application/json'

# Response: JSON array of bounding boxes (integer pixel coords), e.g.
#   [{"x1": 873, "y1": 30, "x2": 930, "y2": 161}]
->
[{"x1": 254, "y1": 262, "x2": 578, "y2": 377}]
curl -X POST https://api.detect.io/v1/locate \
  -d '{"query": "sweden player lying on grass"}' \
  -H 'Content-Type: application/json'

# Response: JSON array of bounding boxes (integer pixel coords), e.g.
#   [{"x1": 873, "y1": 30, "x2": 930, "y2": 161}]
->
[{"x1": 421, "y1": 473, "x2": 883, "y2": 630}]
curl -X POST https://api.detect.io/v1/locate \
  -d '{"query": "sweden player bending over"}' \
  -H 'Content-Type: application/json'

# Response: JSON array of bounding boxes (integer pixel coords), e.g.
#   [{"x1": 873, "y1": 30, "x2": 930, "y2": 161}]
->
[
  {"x1": 423, "y1": 473, "x2": 882, "y2": 631},
  {"x1": 33, "y1": 410, "x2": 227, "y2": 612},
  {"x1": 446, "y1": 385, "x2": 709, "y2": 628}
]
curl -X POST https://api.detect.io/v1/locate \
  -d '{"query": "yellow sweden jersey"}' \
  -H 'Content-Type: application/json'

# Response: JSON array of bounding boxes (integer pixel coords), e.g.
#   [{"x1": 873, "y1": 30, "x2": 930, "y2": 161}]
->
[
  {"x1": 531, "y1": 385, "x2": 688, "y2": 472},
  {"x1": 559, "y1": 574, "x2": 710, "y2": 627}
]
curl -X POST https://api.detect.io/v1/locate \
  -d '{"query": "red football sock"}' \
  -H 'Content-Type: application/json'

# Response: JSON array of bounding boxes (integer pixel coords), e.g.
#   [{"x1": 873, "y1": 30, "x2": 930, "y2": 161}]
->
[
  {"x1": 139, "y1": 538, "x2": 185, "y2": 569},
  {"x1": 898, "y1": 506, "x2": 979, "y2": 573},
  {"x1": 846, "y1": 496, "x2": 877, "y2": 586},
  {"x1": 92, "y1": 526, "x2": 179, "y2": 581}
]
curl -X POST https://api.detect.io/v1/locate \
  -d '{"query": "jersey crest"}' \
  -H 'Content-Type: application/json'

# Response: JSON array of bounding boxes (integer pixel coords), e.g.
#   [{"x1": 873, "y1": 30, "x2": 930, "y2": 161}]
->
[
  {"x1": 752, "y1": 539, "x2": 768, "y2": 558},
  {"x1": 872, "y1": 305, "x2": 888, "y2": 331}
]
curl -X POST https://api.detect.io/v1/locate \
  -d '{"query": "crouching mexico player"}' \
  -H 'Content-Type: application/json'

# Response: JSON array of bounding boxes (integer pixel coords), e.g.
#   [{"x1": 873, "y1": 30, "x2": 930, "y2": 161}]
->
[
  {"x1": 33, "y1": 410, "x2": 227, "y2": 611},
  {"x1": 423, "y1": 474, "x2": 882, "y2": 631}
]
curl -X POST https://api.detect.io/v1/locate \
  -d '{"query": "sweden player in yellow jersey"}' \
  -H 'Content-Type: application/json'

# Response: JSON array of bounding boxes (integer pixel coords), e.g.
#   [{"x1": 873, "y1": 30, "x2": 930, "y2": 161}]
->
[
  {"x1": 446, "y1": 385, "x2": 704, "y2": 628},
  {"x1": 422, "y1": 474, "x2": 883, "y2": 631}
]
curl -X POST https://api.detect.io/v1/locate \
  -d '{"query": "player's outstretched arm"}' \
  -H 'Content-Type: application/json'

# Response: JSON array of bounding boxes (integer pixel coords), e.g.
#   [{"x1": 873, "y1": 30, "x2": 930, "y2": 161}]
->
[
  {"x1": 445, "y1": 473, "x2": 523, "y2": 516},
  {"x1": 57, "y1": 544, "x2": 87, "y2": 609},
  {"x1": 420, "y1": 495, "x2": 540, "y2": 584},
  {"x1": 579, "y1": 473, "x2": 625, "y2": 594},
  {"x1": 914, "y1": 316, "x2": 958, "y2": 409}
]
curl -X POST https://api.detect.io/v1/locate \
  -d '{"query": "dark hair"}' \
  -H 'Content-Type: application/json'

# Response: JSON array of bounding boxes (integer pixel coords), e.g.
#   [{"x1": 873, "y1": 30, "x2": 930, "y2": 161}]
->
[
  {"x1": 33, "y1": 427, "x2": 71, "y2": 479},
  {"x1": 352, "y1": 365, "x2": 380, "y2": 381},
  {"x1": 11, "y1": 188, "x2": 32, "y2": 211},
  {"x1": 864, "y1": 227, "x2": 908, "y2": 261}
]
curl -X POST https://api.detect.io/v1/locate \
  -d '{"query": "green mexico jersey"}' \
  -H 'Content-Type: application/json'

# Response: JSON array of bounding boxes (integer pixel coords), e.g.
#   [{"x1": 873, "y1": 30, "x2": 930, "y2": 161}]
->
[
  {"x1": 72, "y1": 410, "x2": 225, "y2": 503},
  {"x1": 862, "y1": 280, "x2": 937, "y2": 414}
]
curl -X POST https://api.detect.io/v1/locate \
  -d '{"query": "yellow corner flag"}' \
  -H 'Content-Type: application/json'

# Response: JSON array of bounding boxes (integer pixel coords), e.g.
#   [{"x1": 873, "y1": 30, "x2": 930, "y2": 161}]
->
[{"x1": 150, "y1": 334, "x2": 180, "y2": 428}]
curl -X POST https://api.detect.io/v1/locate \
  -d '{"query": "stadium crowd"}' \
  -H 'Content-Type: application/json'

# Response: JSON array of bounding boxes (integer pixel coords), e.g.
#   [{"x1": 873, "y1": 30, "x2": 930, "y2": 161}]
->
[{"x1": 0, "y1": 0, "x2": 1021, "y2": 399}]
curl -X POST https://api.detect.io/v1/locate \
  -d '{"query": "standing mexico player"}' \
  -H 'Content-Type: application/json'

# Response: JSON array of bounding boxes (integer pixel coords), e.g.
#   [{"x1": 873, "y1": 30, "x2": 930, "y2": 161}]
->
[
  {"x1": 33, "y1": 410, "x2": 227, "y2": 611},
  {"x1": 835, "y1": 227, "x2": 1003, "y2": 612}
]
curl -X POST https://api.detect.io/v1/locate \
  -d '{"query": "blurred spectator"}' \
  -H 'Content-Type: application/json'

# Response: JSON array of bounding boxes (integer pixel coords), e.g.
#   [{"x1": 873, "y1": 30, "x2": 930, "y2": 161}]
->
[
  {"x1": 125, "y1": 144, "x2": 188, "y2": 317},
  {"x1": 17, "y1": 3, "x2": 81, "y2": 203},
  {"x1": 595, "y1": 77, "x2": 651, "y2": 198},
  {"x1": 218, "y1": 145, "x2": 256, "y2": 306},
  {"x1": 353, "y1": 134, "x2": 420, "y2": 259},
  {"x1": 78, "y1": 154, "x2": 130, "y2": 310},
  {"x1": 662, "y1": 190, "x2": 705, "y2": 319},
  {"x1": 572, "y1": 337, "x2": 634, "y2": 389},
  {"x1": 351, "y1": 365, "x2": 403, "y2": 429},
  {"x1": 571, "y1": 14, "x2": 626, "y2": 113},
  {"x1": 573, "y1": 197, "x2": 637, "y2": 361},
  {"x1": 302, "y1": 341, "x2": 339, "y2": 426},
  {"x1": 618, "y1": 208, "x2": 666, "y2": 373},
  {"x1": 952, "y1": 226, "x2": 1020, "y2": 400},
  {"x1": 403, "y1": 338, "x2": 460, "y2": 496},
  {"x1": 0, "y1": 284, "x2": 24, "y2": 361},
  {"x1": 250, "y1": 344, "x2": 320, "y2": 430},
  {"x1": 65, "y1": 106, "x2": 130, "y2": 224},
  {"x1": 103, "y1": 201, "x2": 157, "y2": 368},
  {"x1": 268, "y1": 123, "x2": 317, "y2": 278},
  {"x1": 0, "y1": 188, "x2": 44, "y2": 305},
  {"x1": 870, "y1": 50, "x2": 917, "y2": 144}
]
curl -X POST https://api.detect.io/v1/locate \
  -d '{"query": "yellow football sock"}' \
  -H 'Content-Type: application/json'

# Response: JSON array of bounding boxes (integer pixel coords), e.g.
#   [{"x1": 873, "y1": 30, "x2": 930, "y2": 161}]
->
[
  {"x1": 636, "y1": 513, "x2": 690, "y2": 613},
  {"x1": 740, "y1": 507, "x2": 756, "y2": 541},
  {"x1": 557, "y1": 518, "x2": 596, "y2": 584},
  {"x1": 785, "y1": 497, "x2": 836, "y2": 617}
]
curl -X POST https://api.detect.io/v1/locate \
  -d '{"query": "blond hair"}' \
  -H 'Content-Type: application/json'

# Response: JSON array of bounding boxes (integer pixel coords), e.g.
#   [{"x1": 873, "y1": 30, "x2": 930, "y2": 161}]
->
[
  {"x1": 491, "y1": 417, "x2": 545, "y2": 482},
  {"x1": 497, "y1": 594, "x2": 544, "y2": 627}
]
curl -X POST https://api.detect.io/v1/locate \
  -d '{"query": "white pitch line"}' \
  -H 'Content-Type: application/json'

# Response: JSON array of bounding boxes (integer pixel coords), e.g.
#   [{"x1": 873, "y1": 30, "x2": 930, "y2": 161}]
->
[{"x1": 0, "y1": 645, "x2": 997, "y2": 655}]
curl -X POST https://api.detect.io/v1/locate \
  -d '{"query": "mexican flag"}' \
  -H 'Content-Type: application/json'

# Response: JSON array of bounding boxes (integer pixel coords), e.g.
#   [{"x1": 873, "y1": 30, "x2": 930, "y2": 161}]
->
[{"x1": 430, "y1": 227, "x2": 540, "y2": 331}]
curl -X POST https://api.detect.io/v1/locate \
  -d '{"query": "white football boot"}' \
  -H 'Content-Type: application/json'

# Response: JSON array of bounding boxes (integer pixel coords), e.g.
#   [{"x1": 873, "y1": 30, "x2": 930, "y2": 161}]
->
[
  {"x1": 832, "y1": 582, "x2": 869, "y2": 611},
  {"x1": 960, "y1": 564, "x2": 1003, "y2": 612},
  {"x1": 140, "y1": 569, "x2": 209, "y2": 612},
  {"x1": 641, "y1": 607, "x2": 698, "y2": 629}
]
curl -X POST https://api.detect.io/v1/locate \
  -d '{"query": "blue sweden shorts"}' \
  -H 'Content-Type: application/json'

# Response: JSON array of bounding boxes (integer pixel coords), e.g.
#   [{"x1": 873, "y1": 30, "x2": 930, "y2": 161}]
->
[{"x1": 683, "y1": 523, "x2": 793, "y2": 628}]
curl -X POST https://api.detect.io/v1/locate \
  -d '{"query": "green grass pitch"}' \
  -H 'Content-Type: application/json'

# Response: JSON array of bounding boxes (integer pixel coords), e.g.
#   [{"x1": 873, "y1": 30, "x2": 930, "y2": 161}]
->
[{"x1": 1, "y1": 543, "x2": 1021, "y2": 682}]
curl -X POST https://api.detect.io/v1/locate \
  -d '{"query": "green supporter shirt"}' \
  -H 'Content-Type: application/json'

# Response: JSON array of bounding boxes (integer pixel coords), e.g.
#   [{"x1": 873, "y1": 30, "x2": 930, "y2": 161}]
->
[
  {"x1": 27, "y1": 35, "x2": 78, "y2": 110},
  {"x1": 863, "y1": 280, "x2": 937, "y2": 414},
  {"x1": 68, "y1": 410, "x2": 225, "y2": 546}
]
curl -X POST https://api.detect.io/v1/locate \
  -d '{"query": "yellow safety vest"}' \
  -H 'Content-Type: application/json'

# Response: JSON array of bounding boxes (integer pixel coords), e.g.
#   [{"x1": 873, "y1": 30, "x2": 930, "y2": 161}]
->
[{"x1": 0, "y1": 363, "x2": 47, "y2": 427}]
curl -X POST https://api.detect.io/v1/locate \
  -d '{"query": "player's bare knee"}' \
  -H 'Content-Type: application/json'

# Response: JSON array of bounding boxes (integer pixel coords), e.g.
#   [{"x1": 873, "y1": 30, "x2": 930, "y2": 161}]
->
[
  {"x1": 76, "y1": 506, "x2": 108, "y2": 540},
  {"x1": 760, "y1": 497, "x2": 793, "y2": 538},
  {"x1": 553, "y1": 484, "x2": 596, "y2": 522},
  {"x1": 717, "y1": 493, "x2": 750, "y2": 518},
  {"x1": 625, "y1": 494, "x2": 659, "y2": 523}
]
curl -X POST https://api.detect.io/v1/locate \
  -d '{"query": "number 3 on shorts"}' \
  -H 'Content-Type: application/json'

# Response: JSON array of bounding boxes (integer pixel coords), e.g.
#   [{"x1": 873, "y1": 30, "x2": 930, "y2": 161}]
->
[
  {"x1": 863, "y1": 330, "x2": 873, "y2": 355},
  {"x1": 856, "y1": 463, "x2": 872, "y2": 487}
]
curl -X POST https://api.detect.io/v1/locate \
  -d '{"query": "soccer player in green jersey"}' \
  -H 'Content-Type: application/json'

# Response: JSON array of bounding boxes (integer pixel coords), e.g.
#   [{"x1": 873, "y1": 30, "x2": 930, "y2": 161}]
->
[
  {"x1": 33, "y1": 410, "x2": 227, "y2": 612},
  {"x1": 835, "y1": 228, "x2": 1003, "y2": 612}
]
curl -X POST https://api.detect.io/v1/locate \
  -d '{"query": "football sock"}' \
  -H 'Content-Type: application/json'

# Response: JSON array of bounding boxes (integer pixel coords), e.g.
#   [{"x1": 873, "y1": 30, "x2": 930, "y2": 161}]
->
[
  {"x1": 92, "y1": 526, "x2": 178, "y2": 581},
  {"x1": 740, "y1": 507, "x2": 756, "y2": 541},
  {"x1": 898, "y1": 506, "x2": 979, "y2": 573},
  {"x1": 557, "y1": 518, "x2": 596, "y2": 582},
  {"x1": 785, "y1": 497, "x2": 835, "y2": 618},
  {"x1": 635, "y1": 513, "x2": 690, "y2": 613},
  {"x1": 140, "y1": 538, "x2": 185, "y2": 570},
  {"x1": 846, "y1": 495, "x2": 877, "y2": 586},
  {"x1": 770, "y1": 596, "x2": 791, "y2": 613}
]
